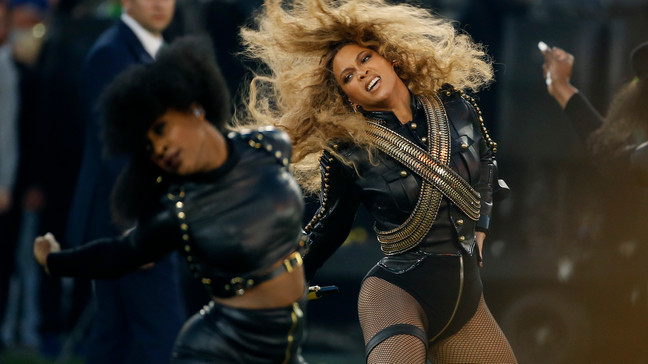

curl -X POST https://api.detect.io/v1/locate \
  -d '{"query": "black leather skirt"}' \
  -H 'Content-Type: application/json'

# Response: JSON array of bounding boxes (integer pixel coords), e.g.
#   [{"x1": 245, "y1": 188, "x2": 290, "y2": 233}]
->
[{"x1": 171, "y1": 298, "x2": 307, "y2": 363}]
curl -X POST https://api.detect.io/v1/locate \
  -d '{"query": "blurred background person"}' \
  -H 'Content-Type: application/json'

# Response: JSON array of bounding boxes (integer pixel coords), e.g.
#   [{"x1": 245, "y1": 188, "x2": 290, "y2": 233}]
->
[
  {"x1": 0, "y1": 0, "x2": 49, "y2": 355},
  {"x1": 62, "y1": 0, "x2": 185, "y2": 362},
  {"x1": 541, "y1": 42, "x2": 648, "y2": 183},
  {"x1": 0, "y1": 0, "x2": 20, "y2": 355},
  {"x1": 0, "y1": 0, "x2": 17, "y2": 218}
]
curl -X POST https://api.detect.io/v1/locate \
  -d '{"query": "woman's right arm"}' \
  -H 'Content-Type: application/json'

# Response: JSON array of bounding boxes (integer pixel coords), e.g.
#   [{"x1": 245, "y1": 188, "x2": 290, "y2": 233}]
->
[
  {"x1": 35, "y1": 208, "x2": 179, "y2": 279},
  {"x1": 541, "y1": 46, "x2": 604, "y2": 143},
  {"x1": 302, "y1": 149, "x2": 362, "y2": 282}
]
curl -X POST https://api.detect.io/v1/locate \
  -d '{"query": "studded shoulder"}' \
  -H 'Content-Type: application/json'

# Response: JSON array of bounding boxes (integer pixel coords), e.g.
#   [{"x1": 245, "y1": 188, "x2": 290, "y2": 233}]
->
[{"x1": 229, "y1": 126, "x2": 293, "y2": 167}]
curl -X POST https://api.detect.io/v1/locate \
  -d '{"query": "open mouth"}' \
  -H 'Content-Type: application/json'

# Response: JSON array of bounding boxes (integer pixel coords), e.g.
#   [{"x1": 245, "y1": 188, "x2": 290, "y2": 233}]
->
[{"x1": 366, "y1": 76, "x2": 381, "y2": 92}]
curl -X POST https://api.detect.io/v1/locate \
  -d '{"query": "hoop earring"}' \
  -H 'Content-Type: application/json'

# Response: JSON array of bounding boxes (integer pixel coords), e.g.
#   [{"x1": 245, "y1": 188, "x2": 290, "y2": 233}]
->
[{"x1": 348, "y1": 99, "x2": 360, "y2": 113}]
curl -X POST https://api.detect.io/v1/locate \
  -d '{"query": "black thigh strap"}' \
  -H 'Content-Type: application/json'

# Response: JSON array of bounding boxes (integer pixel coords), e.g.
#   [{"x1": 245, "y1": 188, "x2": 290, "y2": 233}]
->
[{"x1": 365, "y1": 323, "x2": 428, "y2": 357}]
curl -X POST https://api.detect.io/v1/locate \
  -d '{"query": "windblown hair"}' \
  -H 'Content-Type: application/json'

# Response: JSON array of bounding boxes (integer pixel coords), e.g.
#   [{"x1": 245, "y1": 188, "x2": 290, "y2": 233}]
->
[
  {"x1": 238, "y1": 0, "x2": 493, "y2": 194},
  {"x1": 100, "y1": 36, "x2": 231, "y2": 226},
  {"x1": 589, "y1": 78, "x2": 648, "y2": 157}
]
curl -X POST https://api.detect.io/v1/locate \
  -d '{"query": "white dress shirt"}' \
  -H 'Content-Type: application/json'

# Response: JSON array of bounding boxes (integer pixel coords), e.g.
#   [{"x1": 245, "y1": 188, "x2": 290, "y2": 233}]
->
[{"x1": 120, "y1": 13, "x2": 164, "y2": 59}]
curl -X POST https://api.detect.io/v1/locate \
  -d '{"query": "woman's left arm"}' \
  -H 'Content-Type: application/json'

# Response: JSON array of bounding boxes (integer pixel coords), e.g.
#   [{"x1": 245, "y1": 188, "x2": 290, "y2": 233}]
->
[{"x1": 468, "y1": 97, "x2": 507, "y2": 267}]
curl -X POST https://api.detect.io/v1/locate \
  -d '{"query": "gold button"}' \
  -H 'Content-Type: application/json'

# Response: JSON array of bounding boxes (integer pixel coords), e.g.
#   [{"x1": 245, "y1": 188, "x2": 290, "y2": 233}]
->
[
  {"x1": 156, "y1": 176, "x2": 162, "y2": 184},
  {"x1": 400, "y1": 170, "x2": 408, "y2": 178},
  {"x1": 256, "y1": 134, "x2": 263, "y2": 140},
  {"x1": 333, "y1": 144, "x2": 339, "y2": 149},
  {"x1": 421, "y1": 137, "x2": 427, "y2": 143},
  {"x1": 181, "y1": 223, "x2": 188, "y2": 231},
  {"x1": 248, "y1": 140, "x2": 256, "y2": 147},
  {"x1": 266, "y1": 144, "x2": 273, "y2": 151},
  {"x1": 177, "y1": 212, "x2": 186, "y2": 219},
  {"x1": 201, "y1": 278, "x2": 211, "y2": 284},
  {"x1": 456, "y1": 219, "x2": 464, "y2": 226},
  {"x1": 410, "y1": 123, "x2": 417, "y2": 130},
  {"x1": 275, "y1": 151, "x2": 282, "y2": 158},
  {"x1": 460, "y1": 142, "x2": 469, "y2": 150},
  {"x1": 458, "y1": 236, "x2": 465, "y2": 242},
  {"x1": 175, "y1": 201, "x2": 183, "y2": 209},
  {"x1": 184, "y1": 245, "x2": 191, "y2": 252},
  {"x1": 255, "y1": 143, "x2": 262, "y2": 149},
  {"x1": 182, "y1": 234, "x2": 189, "y2": 241}
]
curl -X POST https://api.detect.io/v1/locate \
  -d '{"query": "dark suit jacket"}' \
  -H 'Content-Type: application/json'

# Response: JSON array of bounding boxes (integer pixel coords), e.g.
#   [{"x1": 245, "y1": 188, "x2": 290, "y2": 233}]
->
[{"x1": 66, "y1": 20, "x2": 153, "y2": 245}]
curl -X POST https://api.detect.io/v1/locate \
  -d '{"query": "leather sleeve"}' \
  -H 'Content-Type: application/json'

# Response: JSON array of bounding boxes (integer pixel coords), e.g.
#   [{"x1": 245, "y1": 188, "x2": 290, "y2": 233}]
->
[
  {"x1": 47, "y1": 206, "x2": 178, "y2": 279},
  {"x1": 476, "y1": 140, "x2": 495, "y2": 233},
  {"x1": 462, "y1": 97, "x2": 501, "y2": 233},
  {"x1": 563, "y1": 92, "x2": 604, "y2": 145},
  {"x1": 302, "y1": 149, "x2": 362, "y2": 282}
]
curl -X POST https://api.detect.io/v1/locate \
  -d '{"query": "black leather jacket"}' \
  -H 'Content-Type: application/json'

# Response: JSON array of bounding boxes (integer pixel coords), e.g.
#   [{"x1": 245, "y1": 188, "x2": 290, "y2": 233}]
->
[
  {"x1": 48, "y1": 128, "x2": 305, "y2": 297},
  {"x1": 303, "y1": 89, "x2": 506, "y2": 279}
]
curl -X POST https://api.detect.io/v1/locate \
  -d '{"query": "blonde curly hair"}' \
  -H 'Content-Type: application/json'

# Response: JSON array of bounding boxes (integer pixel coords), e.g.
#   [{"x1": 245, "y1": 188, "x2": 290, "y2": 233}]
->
[{"x1": 237, "y1": 0, "x2": 493, "y2": 194}]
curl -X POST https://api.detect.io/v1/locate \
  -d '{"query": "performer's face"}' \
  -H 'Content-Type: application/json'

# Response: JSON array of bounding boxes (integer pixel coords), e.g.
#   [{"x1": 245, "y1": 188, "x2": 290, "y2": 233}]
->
[
  {"x1": 332, "y1": 44, "x2": 400, "y2": 111},
  {"x1": 146, "y1": 108, "x2": 210, "y2": 175},
  {"x1": 122, "y1": 0, "x2": 175, "y2": 36}
]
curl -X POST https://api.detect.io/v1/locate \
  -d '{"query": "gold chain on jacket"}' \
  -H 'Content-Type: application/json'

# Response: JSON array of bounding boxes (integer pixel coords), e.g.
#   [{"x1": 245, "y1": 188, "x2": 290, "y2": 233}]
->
[{"x1": 368, "y1": 94, "x2": 481, "y2": 255}]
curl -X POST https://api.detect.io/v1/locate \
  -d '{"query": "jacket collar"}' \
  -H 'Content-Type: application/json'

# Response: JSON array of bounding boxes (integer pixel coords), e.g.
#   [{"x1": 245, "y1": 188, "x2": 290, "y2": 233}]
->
[
  {"x1": 116, "y1": 20, "x2": 155, "y2": 64},
  {"x1": 120, "y1": 13, "x2": 164, "y2": 60},
  {"x1": 360, "y1": 91, "x2": 422, "y2": 125}
]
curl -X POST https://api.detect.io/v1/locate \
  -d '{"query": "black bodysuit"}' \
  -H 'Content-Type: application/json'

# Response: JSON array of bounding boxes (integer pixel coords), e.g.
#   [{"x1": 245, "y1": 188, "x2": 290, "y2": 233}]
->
[{"x1": 304, "y1": 87, "x2": 507, "y2": 352}]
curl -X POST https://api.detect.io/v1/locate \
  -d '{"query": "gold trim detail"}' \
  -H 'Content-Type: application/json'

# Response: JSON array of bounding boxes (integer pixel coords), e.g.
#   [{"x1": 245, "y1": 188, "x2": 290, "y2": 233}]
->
[
  {"x1": 304, "y1": 154, "x2": 332, "y2": 234},
  {"x1": 282, "y1": 302, "x2": 303, "y2": 364},
  {"x1": 369, "y1": 95, "x2": 480, "y2": 255}
]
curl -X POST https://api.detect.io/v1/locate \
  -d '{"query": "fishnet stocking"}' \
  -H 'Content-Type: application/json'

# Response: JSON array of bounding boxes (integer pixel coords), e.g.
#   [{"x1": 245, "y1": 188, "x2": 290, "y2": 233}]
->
[
  {"x1": 428, "y1": 295, "x2": 518, "y2": 364},
  {"x1": 358, "y1": 276, "x2": 428, "y2": 364}
]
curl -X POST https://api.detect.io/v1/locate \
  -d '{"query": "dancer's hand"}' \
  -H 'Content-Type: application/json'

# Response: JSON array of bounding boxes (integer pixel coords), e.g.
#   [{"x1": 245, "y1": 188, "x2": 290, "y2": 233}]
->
[
  {"x1": 540, "y1": 45, "x2": 579, "y2": 109},
  {"x1": 34, "y1": 232, "x2": 60, "y2": 273},
  {"x1": 475, "y1": 231, "x2": 486, "y2": 268}
]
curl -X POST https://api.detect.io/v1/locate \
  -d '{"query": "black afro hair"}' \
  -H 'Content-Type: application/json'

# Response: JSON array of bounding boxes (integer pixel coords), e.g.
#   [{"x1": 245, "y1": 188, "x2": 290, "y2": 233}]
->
[{"x1": 100, "y1": 35, "x2": 231, "y2": 159}]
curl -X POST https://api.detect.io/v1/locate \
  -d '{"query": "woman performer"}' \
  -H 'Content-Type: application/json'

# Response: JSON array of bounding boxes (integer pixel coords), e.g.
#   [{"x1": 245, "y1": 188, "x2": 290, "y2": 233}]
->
[
  {"x1": 239, "y1": 1, "x2": 517, "y2": 363},
  {"x1": 33, "y1": 37, "x2": 308, "y2": 364}
]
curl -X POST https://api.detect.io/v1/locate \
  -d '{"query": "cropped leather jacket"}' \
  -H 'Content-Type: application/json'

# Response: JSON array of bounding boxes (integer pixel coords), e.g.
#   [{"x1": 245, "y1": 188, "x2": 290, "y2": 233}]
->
[
  {"x1": 47, "y1": 128, "x2": 305, "y2": 297},
  {"x1": 303, "y1": 88, "x2": 507, "y2": 279}
]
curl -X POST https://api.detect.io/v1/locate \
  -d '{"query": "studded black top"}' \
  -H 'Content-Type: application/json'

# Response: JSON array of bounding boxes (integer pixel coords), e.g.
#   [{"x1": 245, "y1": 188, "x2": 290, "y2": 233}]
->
[{"x1": 47, "y1": 128, "x2": 305, "y2": 297}]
